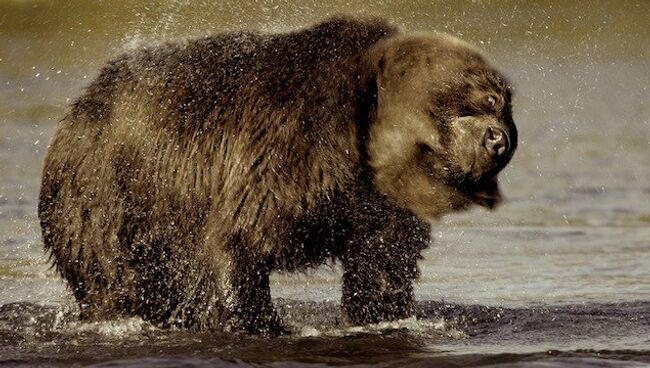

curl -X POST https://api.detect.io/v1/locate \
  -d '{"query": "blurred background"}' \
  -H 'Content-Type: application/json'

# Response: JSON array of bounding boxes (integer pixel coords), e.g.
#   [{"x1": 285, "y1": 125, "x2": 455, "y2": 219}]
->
[{"x1": 0, "y1": 0, "x2": 648, "y2": 307}]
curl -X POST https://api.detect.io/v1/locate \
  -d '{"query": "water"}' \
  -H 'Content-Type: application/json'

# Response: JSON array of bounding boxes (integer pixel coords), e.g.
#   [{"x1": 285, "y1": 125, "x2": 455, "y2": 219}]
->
[{"x1": 1, "y1": 1, "x2": 649, "y2": 366}]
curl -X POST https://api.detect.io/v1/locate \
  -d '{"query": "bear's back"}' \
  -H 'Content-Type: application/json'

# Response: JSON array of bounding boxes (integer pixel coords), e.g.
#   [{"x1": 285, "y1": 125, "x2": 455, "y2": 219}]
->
[{"x1": 68, "y1": 18, "x2": 395, "y2": 138}]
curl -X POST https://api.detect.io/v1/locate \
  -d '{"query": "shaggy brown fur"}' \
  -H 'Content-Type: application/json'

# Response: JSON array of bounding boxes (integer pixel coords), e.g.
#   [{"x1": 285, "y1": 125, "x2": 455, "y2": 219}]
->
[{"x1": 39, "y1": 17, "x2": 516, "y2": 335}]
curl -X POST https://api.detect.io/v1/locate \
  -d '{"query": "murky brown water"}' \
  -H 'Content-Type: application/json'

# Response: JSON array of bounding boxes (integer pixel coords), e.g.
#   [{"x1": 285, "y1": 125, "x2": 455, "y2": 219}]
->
[{"x1": 1, "y1": 1, "x2": 649, "y2": 366}]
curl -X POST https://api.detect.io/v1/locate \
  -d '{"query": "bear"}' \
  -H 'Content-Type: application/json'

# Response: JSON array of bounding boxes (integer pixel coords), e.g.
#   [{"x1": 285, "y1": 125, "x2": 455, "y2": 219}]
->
[{"x1": 38, "y1": 17, "x2": 517, "y2": 335}]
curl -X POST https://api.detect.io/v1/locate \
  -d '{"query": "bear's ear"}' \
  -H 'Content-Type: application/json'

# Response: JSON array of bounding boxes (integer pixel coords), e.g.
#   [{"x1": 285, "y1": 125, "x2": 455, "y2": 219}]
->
[
  {"x1": 361, "y1": 41, "x2": 388, "y2": 90},
  {"x1": 358, "y1": 70, "x2": 378, "y2": 124},
  {"x1": 358, "y1": 43, "x2": 388, "y2": 125}
]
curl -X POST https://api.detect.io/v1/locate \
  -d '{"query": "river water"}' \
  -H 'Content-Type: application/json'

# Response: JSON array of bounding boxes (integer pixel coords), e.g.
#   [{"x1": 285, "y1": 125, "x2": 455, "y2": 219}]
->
[{"x1": 0, "y1": 1, "x2": 648, "y2": 367}]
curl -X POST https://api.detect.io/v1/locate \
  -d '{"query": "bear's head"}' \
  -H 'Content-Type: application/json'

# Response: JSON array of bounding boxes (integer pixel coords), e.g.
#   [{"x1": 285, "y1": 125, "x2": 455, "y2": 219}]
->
[{"x1": 364, "y1": 33, "x2": 518, "y2": 221}]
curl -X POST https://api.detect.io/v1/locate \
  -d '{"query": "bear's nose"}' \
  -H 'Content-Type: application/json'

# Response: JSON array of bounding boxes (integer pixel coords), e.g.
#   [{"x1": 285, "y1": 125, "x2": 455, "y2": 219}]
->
[{"x1": 483, "y1": 127, "x2": 509, "y2": 157}]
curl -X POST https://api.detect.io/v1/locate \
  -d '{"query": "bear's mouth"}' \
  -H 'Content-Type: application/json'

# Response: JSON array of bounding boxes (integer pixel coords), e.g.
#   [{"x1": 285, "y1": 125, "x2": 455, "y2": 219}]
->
[
  {"x1": 417, "y1": 143, "x2": 503, "y2": 209},
  {"x1": 464, "y1": 177, "x2": 503, "y2": 210},
  {"x1": 471, "y1": 189, "x2": 502, "y2": 209}
]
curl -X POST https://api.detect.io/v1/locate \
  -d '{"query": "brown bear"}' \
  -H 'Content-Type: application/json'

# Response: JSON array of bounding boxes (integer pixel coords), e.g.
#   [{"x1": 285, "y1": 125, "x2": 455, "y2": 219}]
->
[{"x1": 38, "y1": 17, "x2": 517, "y2": 335}]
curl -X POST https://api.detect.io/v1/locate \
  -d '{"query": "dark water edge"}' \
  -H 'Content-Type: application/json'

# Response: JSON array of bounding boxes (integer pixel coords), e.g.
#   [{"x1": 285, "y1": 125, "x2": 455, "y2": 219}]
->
[{"x1": 1, "y1": 300, "x2": 648, "y2": 367}]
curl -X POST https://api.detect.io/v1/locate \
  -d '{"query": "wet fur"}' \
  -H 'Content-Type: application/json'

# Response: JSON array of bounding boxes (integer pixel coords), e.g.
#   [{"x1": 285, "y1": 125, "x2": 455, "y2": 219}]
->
[{"x1": 39, "y1": 17, "x2": 514, "y2": 334}]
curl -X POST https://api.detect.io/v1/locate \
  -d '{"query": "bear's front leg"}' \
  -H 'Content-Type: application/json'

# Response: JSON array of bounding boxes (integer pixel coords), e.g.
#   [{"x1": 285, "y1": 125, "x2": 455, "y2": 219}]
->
[
  {"x1": 341, "y1": 211, "x2": 430, "y2": 325},
  {"x1": 219, "y1": 258, "x2": 287, "y2": 336}
]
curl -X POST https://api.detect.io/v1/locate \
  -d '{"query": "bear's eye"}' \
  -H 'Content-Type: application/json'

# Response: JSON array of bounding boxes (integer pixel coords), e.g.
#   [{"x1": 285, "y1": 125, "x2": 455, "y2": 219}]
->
[
  {"x1": 486, "y1": 95, "x2": 496, "y2": 107},
  {"x1": 457, "y1": 105, "x2": 478, "y2": 118}
]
